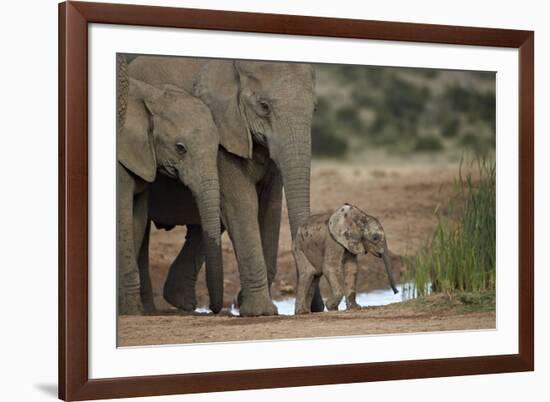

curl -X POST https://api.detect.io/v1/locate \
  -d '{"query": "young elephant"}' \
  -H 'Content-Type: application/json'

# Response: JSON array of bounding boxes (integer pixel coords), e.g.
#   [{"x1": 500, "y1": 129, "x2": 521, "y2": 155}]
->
[
  {"x1": 117, "y1": 74, "x2": 223, "y2": 315},
  {"x1": 293, "y1": 204, "x2": 398, "y2": 314}
]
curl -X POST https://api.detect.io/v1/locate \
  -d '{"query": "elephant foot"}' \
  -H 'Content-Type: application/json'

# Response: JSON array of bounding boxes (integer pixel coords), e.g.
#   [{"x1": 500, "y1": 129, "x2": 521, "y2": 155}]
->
[
  {"x1": 294, "y1": 305, "x2": 311, "y2": 315},
  {"x1": 119, "y1": 292, "x2": 143, "y2": 315},
  {"x1": 239, "y1": 291, "x2": 278, "y2": 317},
  {"x1": 163, "y1": 285, "x2": 197, "y2": 312},
  {"x1": 140, "y1": 290, "x2": 157, "y2": 314},
  {"x1": 325, "y1": 298, "x2": 341, "y2": 311},
  {"x1": 346, "y1": 293, "x2": 360, "y2": 311},
  {"x1": 141, "y1": 298, "x2": 157, "y2": 314}
]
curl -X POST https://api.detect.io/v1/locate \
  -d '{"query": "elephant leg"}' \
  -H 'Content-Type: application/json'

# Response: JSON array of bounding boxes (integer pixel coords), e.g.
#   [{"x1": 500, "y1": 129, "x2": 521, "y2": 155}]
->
[
  {"x1": 163, "y1": 225, "x2": 205, "y2": 312},
  {"x1": 307, "y1": 276, "x2": 322, "y2": 312},
  {"x1": 117, "y1": 165, "x2": 142, "y2": 315},
  {"x1": 323, "y1": 242, "x2": 346, "y2": 311},
  {"x1": 137, "y1": 220, "x2": 155, "y2": 313},
  {"x1": 293, "y1": 249, "x2": 316, "y2": 314},
  {"x1": 343, "y1": 253, "x2": 360, "y2": 310},
  {"x1": 258, "y1": 166, "x2": 282, "y2": 291},
  {"x1": 219, "y1": 154, "x2": 277, "y2": 317}
]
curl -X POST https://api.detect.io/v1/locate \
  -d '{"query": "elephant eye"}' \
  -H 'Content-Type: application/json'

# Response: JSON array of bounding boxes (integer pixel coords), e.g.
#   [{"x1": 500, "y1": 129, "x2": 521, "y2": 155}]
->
[
  {"x1": 258, "y1": 100, "x2": 271, "y2": 115},
  {"x1": 175, "y1": 142, "x2": 187, "y2": 155}
]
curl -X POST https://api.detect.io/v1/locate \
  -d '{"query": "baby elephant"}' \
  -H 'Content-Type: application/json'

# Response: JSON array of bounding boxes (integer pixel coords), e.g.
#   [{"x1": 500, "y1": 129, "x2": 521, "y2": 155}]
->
[
  {"x1": 117, "y1": 70, "x2": 222, "y2": 315},
  {"x1": 293, "y1": 203, "x2": 399, "y2": 314}
]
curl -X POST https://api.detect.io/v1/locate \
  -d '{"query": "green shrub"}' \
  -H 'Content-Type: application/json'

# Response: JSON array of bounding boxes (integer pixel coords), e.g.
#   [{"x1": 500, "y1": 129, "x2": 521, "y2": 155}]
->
[
  {"x1": 335, "y1": 105, "x2": 363, "y2": 133},
  {"x1": 416, "y1": 68, "x2": 440, "y2": 79},
  {"x1": 383, "y1": 75, "x2": 428, "y2": 121},
  {"x1": 459, "y1": 131, "x2": 494, "y2": 157},
  {"x1": 311, "y1": 123, "x2": 348, "y2": 157},
  {"x1": 440, "y1": 115, "x2": 461, "y2": 138},
  {"x1": 443, "y1": 85, "x2": 496, "y2": 125},
  {"x1": 414, "y1": 135, "x2": 444, "y2": 152}
]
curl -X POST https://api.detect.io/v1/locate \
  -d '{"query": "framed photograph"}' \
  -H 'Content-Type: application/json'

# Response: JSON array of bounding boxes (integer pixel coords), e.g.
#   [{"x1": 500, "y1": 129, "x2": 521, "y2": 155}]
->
[{"x1": 59, "y1": 1, "x2": 534, "y2": 400}]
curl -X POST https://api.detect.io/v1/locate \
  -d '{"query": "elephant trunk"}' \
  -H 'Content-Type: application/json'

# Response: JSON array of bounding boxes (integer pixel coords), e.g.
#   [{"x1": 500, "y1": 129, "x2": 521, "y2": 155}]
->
[
  {"x1": 381, "y1": 243, "x2": 399, "y2": 294},
  {"x1": 194, "y1": 178, "x2": 224, "y2": 313},
  {"x1": 272, "y1": 115, "x2": 325, "y2": 312},
  {"x1": 274, "y1": 117, "x2": 312, "y2": 239}
]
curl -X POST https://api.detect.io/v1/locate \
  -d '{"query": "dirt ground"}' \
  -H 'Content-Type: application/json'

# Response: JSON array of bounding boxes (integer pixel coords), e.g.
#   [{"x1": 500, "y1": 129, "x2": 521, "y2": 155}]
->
[
  {"x1": 118, "y1": 294, "x2": 495, "y2": 346},
  {"x1": 119, "y1": 157, "x2": 495, "y2": 346}
]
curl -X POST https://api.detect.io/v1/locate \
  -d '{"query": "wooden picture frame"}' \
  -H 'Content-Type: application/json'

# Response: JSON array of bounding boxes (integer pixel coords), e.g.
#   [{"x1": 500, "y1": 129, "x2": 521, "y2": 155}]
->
[{"x1": 59, "y1": 1, "x2": 534, "y2": 400}]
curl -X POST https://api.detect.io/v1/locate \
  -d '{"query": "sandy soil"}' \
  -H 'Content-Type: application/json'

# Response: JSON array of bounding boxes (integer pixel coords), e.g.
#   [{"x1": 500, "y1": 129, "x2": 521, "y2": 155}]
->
[
  {"x1": 117, "y1": 157, "x2": 494, "y2": 346},
  {"x1": 118, "y1": 294, "x2": 495, "y2": 346}
]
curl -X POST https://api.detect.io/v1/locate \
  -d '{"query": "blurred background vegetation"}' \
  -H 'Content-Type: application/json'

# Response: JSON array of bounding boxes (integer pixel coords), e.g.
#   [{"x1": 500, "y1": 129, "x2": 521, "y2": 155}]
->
[{"x1": 312, "y1": 64, "x2": 495, "y2": 159}]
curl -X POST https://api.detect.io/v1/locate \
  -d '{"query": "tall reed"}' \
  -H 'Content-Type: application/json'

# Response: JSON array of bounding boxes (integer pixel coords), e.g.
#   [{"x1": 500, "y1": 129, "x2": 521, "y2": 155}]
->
[{"x1": 405, "y1": 159, "x2": 496, "y2": 296}]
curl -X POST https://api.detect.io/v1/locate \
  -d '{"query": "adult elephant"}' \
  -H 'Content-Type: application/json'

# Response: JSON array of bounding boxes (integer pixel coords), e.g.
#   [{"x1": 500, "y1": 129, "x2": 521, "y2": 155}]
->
[{"x1": 129, "y1": 57, "x2": 324, "y2": 316}]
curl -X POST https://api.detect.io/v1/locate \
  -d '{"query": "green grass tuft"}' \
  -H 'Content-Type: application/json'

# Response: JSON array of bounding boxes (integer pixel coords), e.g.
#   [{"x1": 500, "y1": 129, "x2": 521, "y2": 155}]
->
[{"x1": 404, "y1": 158, "x2": 496, "y2": 296}]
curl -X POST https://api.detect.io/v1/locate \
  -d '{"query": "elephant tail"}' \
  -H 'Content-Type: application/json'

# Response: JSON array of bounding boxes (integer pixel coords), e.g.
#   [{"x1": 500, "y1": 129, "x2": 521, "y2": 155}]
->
[{"x1": 117, "y1": 54, "x2": 129, "y2": 128}]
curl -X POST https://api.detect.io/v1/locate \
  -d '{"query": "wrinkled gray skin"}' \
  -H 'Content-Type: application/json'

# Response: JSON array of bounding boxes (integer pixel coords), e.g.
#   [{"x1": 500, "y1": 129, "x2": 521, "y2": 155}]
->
[
  {"x1": 117, "y1": 65, "x2": 222, "y2": 315},
  {"x1": 129, "y1": 56, "x2": 322, "y2": 316},
  {"x1": 293, "y1": 204, "x2": 398, "y2": 314}
]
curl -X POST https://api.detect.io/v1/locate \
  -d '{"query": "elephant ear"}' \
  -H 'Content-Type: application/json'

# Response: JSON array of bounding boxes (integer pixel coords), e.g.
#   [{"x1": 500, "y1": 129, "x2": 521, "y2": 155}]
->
[
  {"x1": 194, "y1": 60, "x2": 252, "y2": 159},
  {"x1": 117, "y1": 97, "x2": 157, "y2": 182},
  {"x1": 328, "y1": 204, "x2": 368, "y2": 255}
]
